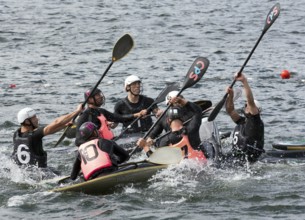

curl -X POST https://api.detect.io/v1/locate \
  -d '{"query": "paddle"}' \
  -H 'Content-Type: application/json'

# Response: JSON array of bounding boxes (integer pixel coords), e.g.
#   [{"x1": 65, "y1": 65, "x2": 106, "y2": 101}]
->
[
  {"x1": 208, "y1": 3, "x2": 280, "y2": 122},
  {"x1": 194, "y1": 100, "x2": 212, "y2": 112},
  {"x1": 129, "y1": 57, "x2": 210, "y2": 157},
  {"x1": 54, "y1": 34, "x2": 134, "y2": 147},
  {"x1": 146, "y1": 147, "x2": 182, "y2": 164},
  {"x1": 114, "y1": 82, "x2": 179, "y2": 141}
]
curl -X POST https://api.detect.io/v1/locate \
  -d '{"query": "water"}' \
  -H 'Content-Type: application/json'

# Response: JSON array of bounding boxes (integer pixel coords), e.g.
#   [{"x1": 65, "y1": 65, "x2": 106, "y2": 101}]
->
[{"x1": 1, "y1": 0, "x2": 305, "y2": 219}]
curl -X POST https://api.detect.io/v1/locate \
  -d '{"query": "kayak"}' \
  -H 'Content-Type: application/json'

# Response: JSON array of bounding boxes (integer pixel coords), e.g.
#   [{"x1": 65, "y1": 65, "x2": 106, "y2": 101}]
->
[
  {"x1": 272, "y1": 142, "x2": 305, "y2": 151},
  {"x1": 264, "y1": 150, "x2": 305, "y2": 159},
  {"x1": 51, "y1": 161, "x2": 167, "y2": 195}
]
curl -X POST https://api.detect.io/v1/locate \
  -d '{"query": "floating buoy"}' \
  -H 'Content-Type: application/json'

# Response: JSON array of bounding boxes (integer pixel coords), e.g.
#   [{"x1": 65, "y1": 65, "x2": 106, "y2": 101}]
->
[
  {"x1": 281, "y1": 70, "x2": 290, "y2": 79},
  {"x1": 0, "y1": 82, "x2": 17, "y2": 89}
]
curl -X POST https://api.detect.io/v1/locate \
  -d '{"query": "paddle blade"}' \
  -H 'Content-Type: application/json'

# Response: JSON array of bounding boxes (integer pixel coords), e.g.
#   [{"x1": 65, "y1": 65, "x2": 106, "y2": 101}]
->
[
  {"x1": 147, "y1": 147, "x2": 183, "y2": 165},
  {"x1": 182, "y1": 57, "x2": 209, "y2": 91},
  {"x1": 207, "y1": 94, "x2": 228, "y2": 122},
  {"x1": 194, "y1": 100, "x2": 212, "y2": 112},
  {"x1": 112, "y1": 34, "x2": 134, "y2": 62},
  {"x1": 154, "y1": 82, "x2": 180, "y2": 105},
  {"x1": 263, "y1": 3, "x2": 280, "y2": 33}
]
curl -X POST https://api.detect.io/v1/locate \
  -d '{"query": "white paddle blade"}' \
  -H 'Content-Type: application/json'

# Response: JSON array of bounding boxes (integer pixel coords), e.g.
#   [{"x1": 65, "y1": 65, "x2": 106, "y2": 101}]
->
[{"x1": 147, "y1": 147, "x2": 183, "y2": 165}]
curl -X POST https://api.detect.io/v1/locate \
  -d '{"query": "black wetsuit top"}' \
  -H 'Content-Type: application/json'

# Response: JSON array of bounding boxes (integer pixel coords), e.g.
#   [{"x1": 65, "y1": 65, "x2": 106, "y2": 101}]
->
[
  {"x1": 12, "y1": 127, "x2": 47, "y2": 167},
  {"x1": 114, "y1": 95, "x2": 158, "y2": 133},
  {"x1": 224, "y1": 113, "x2": 264, "y2": 165},
  {"x1": 75, "y1": 107, "x2": 134, "y2": 146}
]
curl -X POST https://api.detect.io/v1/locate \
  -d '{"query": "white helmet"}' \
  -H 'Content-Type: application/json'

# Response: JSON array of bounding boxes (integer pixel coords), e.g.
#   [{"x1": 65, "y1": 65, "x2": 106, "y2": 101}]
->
[
  {"x1": 124, "y1": 75, "x2": 141, "y2": 91},
  {"x1": 165, "y1": 91, "x2": 179, "y2": 105},
  {"x1": 17, "y1": 107, "x2": 36, "y2": 124},
  {"x1": 254, "y1": 100, "x2": 262, "y2": 113}
]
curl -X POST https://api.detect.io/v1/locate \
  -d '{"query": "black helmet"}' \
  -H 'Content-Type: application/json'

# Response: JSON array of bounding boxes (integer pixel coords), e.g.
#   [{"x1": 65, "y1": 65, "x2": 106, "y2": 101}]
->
[
  {"x1": 84, "y1": 87, "x2": 102, "y2": 99},
  {"x1": 166, "y1": 107, "x2": 183, "y2": 121},
  {"x1": 79, "y1": 122, "x2": 97, "y2": 141}
]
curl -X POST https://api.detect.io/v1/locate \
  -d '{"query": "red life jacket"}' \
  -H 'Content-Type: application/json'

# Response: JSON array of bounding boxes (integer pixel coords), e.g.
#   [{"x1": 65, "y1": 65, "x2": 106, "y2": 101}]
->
[
  {"x1": 79, "y1": 139, "x2": 113, "y2": 180},
  {"x1": 171, "y1": 135, "x2": 207, "y2": 162},
  {"x1": 97, "y1": 114, "x2": 114, "y2": 140}
]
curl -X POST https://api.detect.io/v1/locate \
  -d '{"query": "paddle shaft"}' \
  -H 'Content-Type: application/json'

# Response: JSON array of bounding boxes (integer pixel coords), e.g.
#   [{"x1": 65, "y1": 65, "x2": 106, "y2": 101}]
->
[
  {"x1": 54, "y1": 34, "x2": 134, "y2": 147},
  {"x1": 208, "y1": 3, "x2": 280, "y2": 122},
  {"x1": 53, "y1": 61, "x2": 113, "y2": 148},
  {"x1": 75, "y1": 61, "x2": 113, "y2": 121}
]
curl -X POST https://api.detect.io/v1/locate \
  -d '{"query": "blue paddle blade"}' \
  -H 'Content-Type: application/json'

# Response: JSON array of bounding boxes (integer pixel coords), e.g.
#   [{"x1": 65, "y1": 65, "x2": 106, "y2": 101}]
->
[
  {"x1": 263, "y1": 3, "x2": 280, "y2": 33},
  {"x1": 182, "y1": 57, "x2": 209, "y2": 91}
]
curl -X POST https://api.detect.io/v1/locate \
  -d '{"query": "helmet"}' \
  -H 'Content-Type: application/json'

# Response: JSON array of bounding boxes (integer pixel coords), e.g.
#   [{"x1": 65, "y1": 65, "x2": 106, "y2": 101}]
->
[
  {"x1": 124, "y1": 75, "x2": 141, "y2": 91},
  {"x1": 17, "y1": 107, "x2": 36, "y2": 124},
  {"x1": 165, "y1": 91, "x2": 179, "y2": 105},
  {"x1": 84, "y1": 87, "x2": 102, "y2": 99},
  {"x1": 166, "y1": 107, "x2": 183, "y2": 121},
  {"x1": 254, "y1": 100, "x2": 262, "y2": 113},
  {"x1": 79, "y1": 122, "x2": 97, "y2": 141}
]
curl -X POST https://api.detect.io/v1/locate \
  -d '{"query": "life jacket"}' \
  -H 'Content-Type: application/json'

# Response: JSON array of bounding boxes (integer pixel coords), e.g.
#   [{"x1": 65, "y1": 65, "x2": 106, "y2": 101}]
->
[
  {"x1": 97, "y1": 114, "x2": 114, "y2": 140},
  {"x1": 12, "y1": 130, "x2": 47, "y2": 167},
  {"x1": 170, "y1": 135, "x2": 207, "y2": 162},
  {"x1": 79, "y1": 139, "x2": 113, "y2": 180}
]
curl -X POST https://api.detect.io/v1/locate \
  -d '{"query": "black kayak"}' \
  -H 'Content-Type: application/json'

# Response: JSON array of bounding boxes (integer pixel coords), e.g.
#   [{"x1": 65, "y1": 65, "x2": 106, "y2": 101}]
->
[
  {"x1": 272, "y1": 142, "x2": 305, "y2": 151},
  {"x1": 265, "y1": 150, "x2": 305, "y2": 158},
  {"x1": 51, "y1": 161, "x2": 167, "y2": 195}
]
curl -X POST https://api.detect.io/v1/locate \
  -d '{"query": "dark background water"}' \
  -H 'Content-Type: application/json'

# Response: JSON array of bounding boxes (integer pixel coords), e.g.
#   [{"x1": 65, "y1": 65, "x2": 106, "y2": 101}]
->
[{"x1": 1, "y1": 0, "x2": 305, "y2": 219}]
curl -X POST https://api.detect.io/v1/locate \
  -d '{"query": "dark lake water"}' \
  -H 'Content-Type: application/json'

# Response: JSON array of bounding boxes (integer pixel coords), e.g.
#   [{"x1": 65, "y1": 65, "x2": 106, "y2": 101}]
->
[{"x1": 1, "y1": 0, "x2": 305, "y2": 219}]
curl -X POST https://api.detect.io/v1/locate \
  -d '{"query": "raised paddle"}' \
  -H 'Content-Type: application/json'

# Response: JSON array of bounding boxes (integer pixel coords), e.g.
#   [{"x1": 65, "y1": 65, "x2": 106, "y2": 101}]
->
[
  {"x1": 208, "y1": 3, "x2": 280, "y2": 122},
  {"x1": 129, "y1": 57, "x2": 210, "y2": 156},
  {"x1": 54, "y1": 34, "x2": 134, "y2": 147},
  {"x1": 114, "y1": 82, "x2": 179, "y2": 141}
]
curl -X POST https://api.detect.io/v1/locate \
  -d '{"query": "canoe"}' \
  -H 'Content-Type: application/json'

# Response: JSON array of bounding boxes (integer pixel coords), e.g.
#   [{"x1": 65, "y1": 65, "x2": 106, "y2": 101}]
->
[
  {"x1": 51, "y1": 162, "x2": 167, "y2": 195},
  {"x1": 272, "y1": 142, "x2": 305, "y2": 151}
]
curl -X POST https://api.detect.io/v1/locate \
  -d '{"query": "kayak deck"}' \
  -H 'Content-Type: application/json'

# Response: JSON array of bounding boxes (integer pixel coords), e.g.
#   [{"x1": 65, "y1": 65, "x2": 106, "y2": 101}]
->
[
  {"x1": 272, "y1": 142, "x2": 305, "y2": 151},
  {"x1": 52, "y1": 162, "x2": 167, "y2": 195}
]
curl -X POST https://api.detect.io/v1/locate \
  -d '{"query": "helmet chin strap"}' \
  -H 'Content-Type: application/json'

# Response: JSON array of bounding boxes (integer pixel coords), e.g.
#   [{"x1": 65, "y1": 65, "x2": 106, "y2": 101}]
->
[{"x1": 129, "y1": 84, "x2": 143, "y2": 96}]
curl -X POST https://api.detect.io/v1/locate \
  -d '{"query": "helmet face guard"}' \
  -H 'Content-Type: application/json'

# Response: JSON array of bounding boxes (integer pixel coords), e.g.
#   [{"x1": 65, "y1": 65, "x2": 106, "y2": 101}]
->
[
  {"x1": 84, "y1": 88, "x2": 105, "y2": 106},
  {"x1": 84, "y1": 88, "x2": 102, "y2": 99}
]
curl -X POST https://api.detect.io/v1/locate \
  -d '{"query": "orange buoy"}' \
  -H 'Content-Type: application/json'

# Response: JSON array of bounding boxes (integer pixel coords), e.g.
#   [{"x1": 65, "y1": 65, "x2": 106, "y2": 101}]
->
[{"x1": 281, "y1": 70, "x2": 290, "y2": 79}]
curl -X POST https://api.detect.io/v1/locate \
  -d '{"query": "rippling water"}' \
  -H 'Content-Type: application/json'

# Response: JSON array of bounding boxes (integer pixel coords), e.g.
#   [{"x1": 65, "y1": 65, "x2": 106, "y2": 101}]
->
[{"x1": 1, "y1": 0, "x2": 305, "y2": 219}]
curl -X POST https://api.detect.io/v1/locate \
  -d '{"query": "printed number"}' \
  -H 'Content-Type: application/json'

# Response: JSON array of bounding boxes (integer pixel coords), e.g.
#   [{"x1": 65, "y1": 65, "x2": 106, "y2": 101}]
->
[
  {"x1": 80, "y1": 144, "x2": 98, "y2": 164},
  {"x1": 17, "y1": 144, "x2": 30, "y2": 164},
  {"x1": 233, "y1": 132, "x2": 239, "y2": 145}
]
